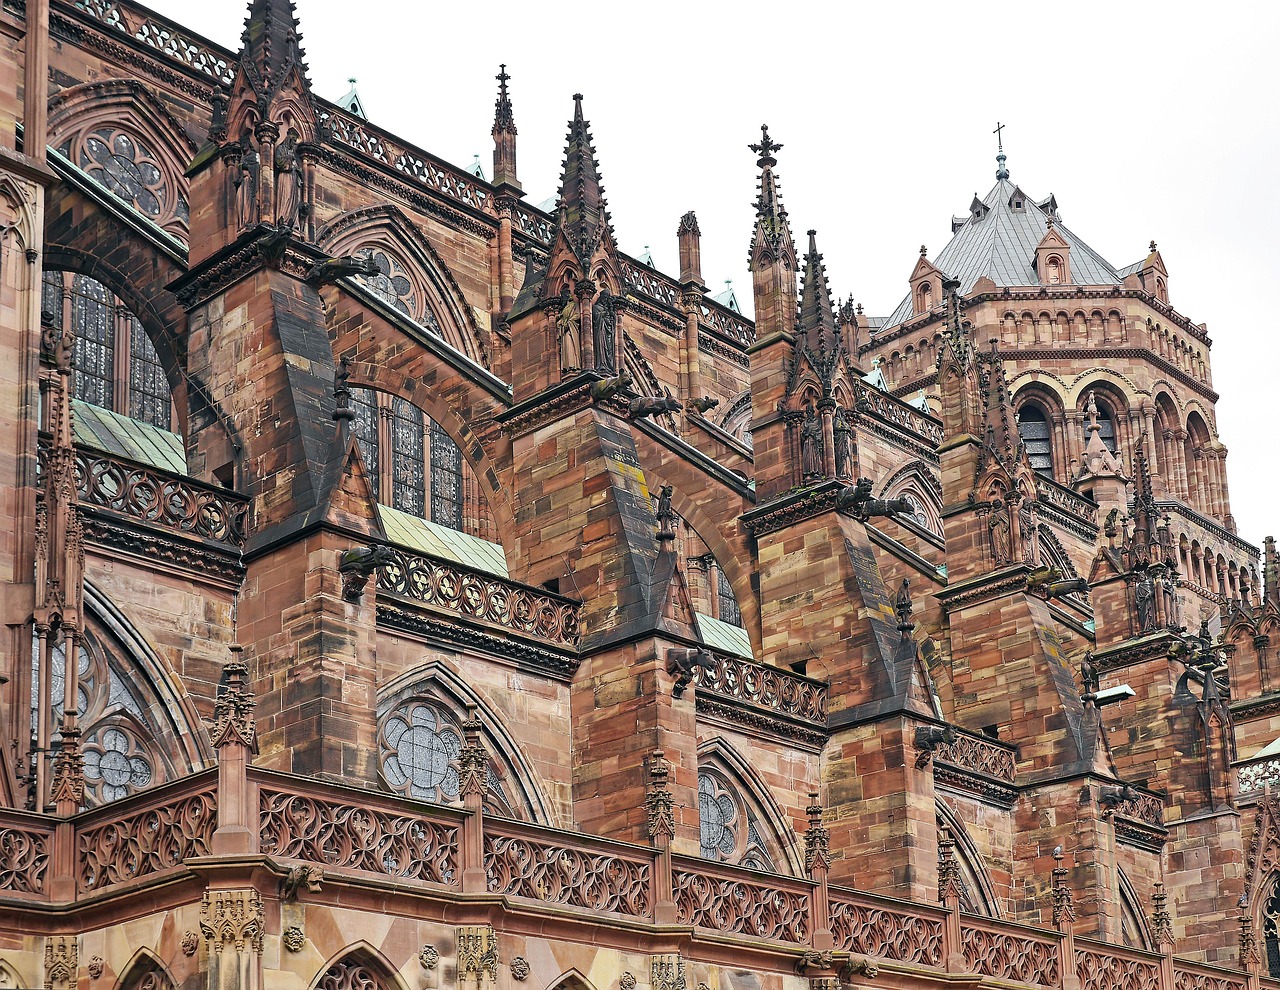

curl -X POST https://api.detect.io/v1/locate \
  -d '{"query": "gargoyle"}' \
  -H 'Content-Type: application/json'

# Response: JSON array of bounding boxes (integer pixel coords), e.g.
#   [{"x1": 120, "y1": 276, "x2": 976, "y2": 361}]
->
[
  {"x1": 1097, "y1": 782, "x2": 1134, "y2": 814},
  {"x1": 255, "y1": 221, "x2": 294, "y2": 268},
  {"x1": 629, "y1": 394, "x2": 683, "y2": 419},
  {"x1": 836, "y1": 478, "x2": 912, "y2": 520},
  {"x1": 913, "y1": 723, "x2": 957, "y2": 768},
  {"x1": 841, "y1": 958, "x2": 879, "y2": 981},
  {"x1": 307, "y1": 254, "x2": 380, "y2": 287},
  {"x1": 590, "y1": 368, "x2": 633, "y2": 401},
  {"x1": 279, "y1": 864, "x2": 323, "y2": 901},
  {"x1": 666, "y1": 647, "x2": 714, "y2": 698},
  {"x1": 689, "y1": 396, "x2": 720, "y2": 414},
  {"x1": 795, "y1": 950, "x2": 835, "y2": 977},
  {"x1": 339, "y1": 544, "x2": 397, "y2": 603},
  {"x1": 1026, "y1": 566, "x2": 1089, "y2": 600}
]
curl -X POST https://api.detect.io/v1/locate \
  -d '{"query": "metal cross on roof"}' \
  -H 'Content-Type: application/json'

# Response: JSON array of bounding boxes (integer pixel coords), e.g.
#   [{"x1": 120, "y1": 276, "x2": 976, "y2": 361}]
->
[{"x1": 993, "y1": 121, "x2": 1006, "y2": 152}]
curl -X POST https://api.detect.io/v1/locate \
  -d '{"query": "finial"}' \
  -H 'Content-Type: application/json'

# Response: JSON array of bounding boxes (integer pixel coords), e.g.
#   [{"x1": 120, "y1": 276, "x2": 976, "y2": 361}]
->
[
  {"x1": 993, "y1": 121, "x2": 1010, "y2": 180},
  {"x1": 572, "y1": 93, "x2": 584, "y2": 120},
  {"x1": 749, "y1": 124, "x2": 782, "y2": 167},
  {"x1": 920, "y1": 244, "x2": 928, "y2": 257},
  {"x1": 348, "y1": 76, "x2": 356, "y2": 85},
  {"x1": 1149, "y1": 240, "x2": 1158, "y2": 253},
  {"x1": 497, "y1": 63, "x2": 510, "y2": 91}
]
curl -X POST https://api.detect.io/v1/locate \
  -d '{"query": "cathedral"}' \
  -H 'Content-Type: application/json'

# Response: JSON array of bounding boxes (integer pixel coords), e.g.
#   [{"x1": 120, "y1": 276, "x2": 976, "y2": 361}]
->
[{"x1": 1, "y1": 5, "x2": 1278, "y2": 990}]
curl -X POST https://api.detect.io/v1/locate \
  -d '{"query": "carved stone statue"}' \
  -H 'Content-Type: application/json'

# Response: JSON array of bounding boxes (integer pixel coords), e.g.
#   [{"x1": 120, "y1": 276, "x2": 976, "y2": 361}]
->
[
  {"x1": 1158, "y1": 570, "x2": 1180, "y2": 629},
  {"x1": 592, "y1": 289, "x2": 618, "y2": 373},
  {"x1": 989, "y1": 498, "x2": 1013, "y2": 565},
  {"x1": 833, "y1": 406, "x2": 855, "y2": 480},
  {"x1": 800, "y1": 407, "x2": 824, "y2": 481},
  {"x1": 556, "y1": 292, "x2": 580, "y2": 372},
  {"x1": 628, "y1": 394, "x2": 683, "y2": 419},
  {"x1": 274, "y1": 127, "x2": 302, "y2": 227},
  {"x1": 655, "y1": 484, "x2": 676, "y2": 542},
  {"x1": 1134, "y1": 570, "x2": 1156, "y2": 633},
  {"x1": 235, "y1": 135, "x2": 259, "y2": 229}
]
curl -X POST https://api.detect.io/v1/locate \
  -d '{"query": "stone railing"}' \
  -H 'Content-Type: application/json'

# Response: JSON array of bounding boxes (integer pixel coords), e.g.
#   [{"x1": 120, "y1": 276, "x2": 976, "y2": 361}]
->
[
  {"x1": 1076, "y1": 940, "x2": 1163, "y2": 990},
  {"x1": 1038, "y1": 476, "x2": 1100, "y2": 529},
  {"x1": 376, "y1": 546, "x2": 580, "y2": 649},
  {"x1": 257, "y1": 775, "x2": 462, "y2": 888},
  {"x1": 1113, "y1": 789, "x2": 1165, "y2": 829},
  {"x1": 932, "y1": 727, "x2": 1018, "y2": 807},
  {"x1": 1237, "y1": 753, "x2": 1280, "y2": 795},
  {"x1": 484, "y1": 817, "x2": 653, "y2": 917},
  {"x1": 75, "y1": 769, "x2": 216, "y2": 893},
  {"x1": 1173, "y1": 962, "x2": 1249, "y2": 990},
  {"x1": 64, "y1": 0, "x2": 236, "y2": 84},
  {"x1": 829, "y1": 886, "x2": 945, "y2": 965},
  {"x1": 692, "y1": 652, "x2": 827, "y2": 728},
  {"x1": 672, "y1": 856, "x2": 811, "y2": 943},
  {"x1": 852, "y1": 380, "x2": 945, "y2": 446},
  {"x1": 513, "y1": 203, "x2": 555, "y2": 243},
  {"x1": 0, "y1": 811, "x2": 54, "y2": 898},
  {"x1": 961, "y1": 916, "x2": 1061, "y2": 986},
  {"x1": 620, "y1": 258, "x2": 681, "y2": 309},
  {"x1": 699, "y1": 302, "x2": 756, "y2": 348}
]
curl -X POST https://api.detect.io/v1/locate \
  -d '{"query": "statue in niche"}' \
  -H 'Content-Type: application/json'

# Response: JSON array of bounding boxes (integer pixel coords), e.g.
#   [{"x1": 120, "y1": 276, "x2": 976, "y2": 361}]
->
[
  {"x1": 592, "y1": 289, "x2": 618, "y2": 373},
  {"x1": 235, "y1": 135, "x2": 259, "y2": 229},
  {"x1": 274, "y1": 127, "x2": 302, "y2": 227},
  {"x1": 1159, "y1": 570, "x2": 1180, "y2": 629},
  {"x1": 556, "y1": 291, "x2": 581, "y2": 372},
  {"x1": 988, "y1": 498, "x2": 1013, "y2": 565},
  {"x1": 1134, "y1": 569, "x2": 1156, "y2": 632},
  {"x1": 800, "y1": 406, "x2": 823, "y2": 481},
  {"x1": 833, "y1": 406, "x2": 855, "y2": 480}
]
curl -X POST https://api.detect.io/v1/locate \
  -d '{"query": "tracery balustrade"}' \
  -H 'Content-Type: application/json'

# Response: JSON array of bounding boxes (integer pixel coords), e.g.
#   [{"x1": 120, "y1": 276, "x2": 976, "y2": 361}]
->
[
  {"x1": 1173, "y1": 963, "x2": 1249, "y2": 990},
  {"x1": 933, "y1": 729, "x2": 1017, "y2": 782},
  {"x1": 828, "y1": 887, "x2": 945, "y2": 965},
  {"x1": 0, "y1": 814, "x2": 53, "y2": 897},
  {"x1": 1237, "y1": 754, "x2": 1280, "y2": 796},
  {"x1": 691, "y1": 652, "x2": 827, "y2": 727},
  {"x1": 375, "y1": 546, "x2": 580, "y2": 648},
  {"x1": 66, "y1": 0, "x2": 235, "y2": 84},
  {"x1": 672, "y1": 856, "x2": 811, "y2": 943},
  {"x1": 960, "y1": 918, "x2": 1061, "y2": 987},
  {"x1": 1076, "y1": 943, "x2": 1162, "y2": 990},
  {"x1": 484, "y1": 819, "x2": 652, "y2": 917}
]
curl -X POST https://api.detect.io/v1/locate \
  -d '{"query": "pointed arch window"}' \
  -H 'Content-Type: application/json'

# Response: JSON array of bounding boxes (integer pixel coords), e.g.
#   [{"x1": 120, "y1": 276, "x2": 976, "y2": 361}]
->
[
  {"x1": 1017, "y1": 403, "x2": 1054, "y2": 476},
  {"x1": 1095, "y1": 402, "x2": 1118, "y2": 454},
  {"x1": 430, "y1": 421, "x2": 463, "y2": 530},
  {"x1": 41, "y1": 270, "x2": 175, "y2": 432},
  {"x1": 1265, "y1": 879, "x2": 1280, "y2": 977},
  {"x1": 390, "y1": 397, "x2": 426, "y2": 517},
  {"x1": 716, "y1": 568, "x2": 742, "y2": 628},
  {"x1": 694, "y1": 751, "x2": 797, "y2": 875},
  {"x1": 1046, "y1": 256, "x2": 1063, "y2": 285}
]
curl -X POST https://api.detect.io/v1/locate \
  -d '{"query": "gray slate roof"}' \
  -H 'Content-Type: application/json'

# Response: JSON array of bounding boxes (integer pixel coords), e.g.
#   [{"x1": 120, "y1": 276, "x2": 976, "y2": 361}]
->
[{"x1": 883, "y1": 178, "x2": 1123, "y2": 327}]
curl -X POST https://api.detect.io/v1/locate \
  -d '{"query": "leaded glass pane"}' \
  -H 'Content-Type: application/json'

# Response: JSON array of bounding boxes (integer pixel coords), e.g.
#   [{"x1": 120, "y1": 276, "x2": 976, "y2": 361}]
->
[
  {"x1": 350, "y1": 387, "x2": 379, "y2": 501},
  {"x1": 42, "y1": 270, "x2": 64, "y2": 329},
  {"x1": 430, "y1": 420, "x2": 462, "y2": 531},
  {"x1": 391, "y1": 397, "x2": 425, "y2": 516},
  {"x1": 1017, "y1": 404, "x2": 1054, "y2": 475},
  {"x1": 70, "y1": 275, "x2": 114, "y2": 409},
  {"x1": 717, "y1": 568, "x2": 742, "y2": 627},
  {"x1": 127, "y1": 316, "x2": 171, "y2": 430},
  {"x1": 1097, "y1": 409, "x2": 1118, "y2": 453}
]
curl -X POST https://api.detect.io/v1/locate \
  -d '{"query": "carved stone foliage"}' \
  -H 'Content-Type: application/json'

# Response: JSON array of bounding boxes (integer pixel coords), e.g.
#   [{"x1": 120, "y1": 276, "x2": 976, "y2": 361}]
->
[
  {"x1": 960, "y1": 924, "x2": 1059, "y2": 986},
  {"x1": 78, "y1": 786, "x2": 215, "y2": 891},
  {"x1": 319, "y1": 960, "x2": 384, "y2": 990},
  {"x1": 1076, "y1": 949, "x2": 1160, "y2": 990},
  {"x1": 483, "y1": 830, "x2": 652, "y2": 916},
  {"x1": 0, "y1": 825, "x2": 50, "y2": 894},
  {"x1": 201, "y1": 888, "x2": 264, "y2": 954},
  {"x1": 418, "y1": 947, "x2": 439, "y2": 971},
  {"x1": 180, "y1": 932, "x2": 198, "y2": 956},
  {"x1": 828, "y1": 895, "x2": 943, "y2": 965},
  {"x1": 377, "y1": 547, "x2": 580, "y2": 647},
  {"x1": 672, "y1": 867, "x2": 809, "y2": 942},
  {"x1": 456, "y1": 925, "x2": 499, "y2": 982},
  {"x1": 509, "y1": 958, "x2": 529, "y2": 982},
  {"x1": 258, "y1": 788, "x2": 459, "y2": 886},
  {"x1": 931, "y1": 731, "x2": 1017, "y2": 783},
  {"x1": 282, "y1": 927, "x2": 305, "y2": 953}
]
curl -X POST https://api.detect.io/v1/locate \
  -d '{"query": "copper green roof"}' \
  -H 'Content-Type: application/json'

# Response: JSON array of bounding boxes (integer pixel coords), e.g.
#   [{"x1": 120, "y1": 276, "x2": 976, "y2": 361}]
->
[
  {"x1": 72, "y1": 400, "x2": 186, "y2": 475},
  {"x1": 696, "y1": 611, "x2": 752, "y2": 659},
  {"x1": 379, "y1": 503, "x2": 509, "y2": 577}
]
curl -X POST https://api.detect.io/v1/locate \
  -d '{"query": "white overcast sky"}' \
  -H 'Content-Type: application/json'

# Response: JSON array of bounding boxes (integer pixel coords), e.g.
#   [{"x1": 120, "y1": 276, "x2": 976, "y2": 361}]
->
[{"x1": 145, "y1": 0, "x2": 1280, "y2": 553}]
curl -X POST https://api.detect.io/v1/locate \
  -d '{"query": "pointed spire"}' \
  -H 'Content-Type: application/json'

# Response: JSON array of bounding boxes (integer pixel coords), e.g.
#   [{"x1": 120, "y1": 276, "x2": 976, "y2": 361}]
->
[
  {"x1": 798, "y1": 229, "x2": 837, "y2": 342},
  {"x1": 238, "y1": 0, "x2": 311, "y2": 115},
  {"x1": 748, "y1": 124, "x2": 794, "y2": 261},
  {"x1": 1264, "y1": 536, "x2": 1279, "y2": 609},
  {"x1": 492, "y1": 64, "x2": 519, "y2": 190},
  {"x1": 553, "y1": 93, "x2": 613, "y2": 268}
]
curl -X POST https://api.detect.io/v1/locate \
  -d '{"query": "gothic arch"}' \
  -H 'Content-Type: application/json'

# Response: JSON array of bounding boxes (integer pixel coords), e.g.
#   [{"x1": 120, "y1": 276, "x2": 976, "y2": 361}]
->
[
  {"x1": 547, "y1": 970, "x2": 597, "y2": 990},
  {"x1": 1067, "y1": 368, "x2": 1141, "y2": 405},
  {"x1": 882, "y1": 461, "x2": 943, "y2": 538},
  {"x1": 717, "y1": 390, "x2": 753, "y2": 450},
  {"x1": 1038, "y1": 526, "x2": 1081, "y2": 581},
  {"x1": 0, "y1": 960, "x2": 25, "y2": 990},
  {"x1": 697, "y1": 737, "x2": 803, "y2": 876},
  {"x1": 1117, "y1": 869, "x2": 1153, "y2": 950},
  {"x1": 318, "y1": 205, "x2": 488, "y2": 368},
  {"x1": 310, "y1": 944, "x2": 409, "y2": 990},
  {"x1": 0, "y1": 175, "x2": 38, "y2": 252},
  {"x1": 376, "y1": 660, "x2": 554, "y2": 825},
  {"x1": 48, "y1": 80, "x2": 197, "y2": 243},
  {"x1": 936, "y1": 801, "x2": 1000, "y2": 917},
  {"x1": 113, "y1": 948, "x2": 175, "y2": 990}
]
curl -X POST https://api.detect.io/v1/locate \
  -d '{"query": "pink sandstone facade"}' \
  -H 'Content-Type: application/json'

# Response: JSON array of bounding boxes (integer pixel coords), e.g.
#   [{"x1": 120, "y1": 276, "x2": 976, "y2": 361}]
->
[{"x1": 0, "y1": 8, "x2": 1278, "y2": 990}]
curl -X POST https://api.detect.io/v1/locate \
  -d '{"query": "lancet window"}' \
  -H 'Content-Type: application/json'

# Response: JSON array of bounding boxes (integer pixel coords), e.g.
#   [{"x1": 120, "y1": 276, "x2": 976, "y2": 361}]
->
[
  {"x1": 1265, "y1": 878, "x2": 1280, "y2": 977},
  {"x1": 41, "y1": 270, "x2": 175, "y2": 432},
  {"x1": 694, "y1": 754, "x2": 795, "y2": 874},
  {"x1": 1017, "y1": 403, "x2": 1054, "y2": 476}
]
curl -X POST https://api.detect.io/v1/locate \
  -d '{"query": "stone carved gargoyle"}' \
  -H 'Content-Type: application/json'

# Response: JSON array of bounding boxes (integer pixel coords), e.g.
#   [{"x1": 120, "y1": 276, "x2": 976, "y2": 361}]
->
[
  {"x1": 590, "y1": 368, "x2": 633, "y2": 401},
  {"x1": 629, "y1": 394, "x2": 683, "y2": 419},
  {"x1": 339, "y1": 544, "x2": 397, "y2": 603},
  {"x1": 666, "y1": 647, "x2": 714, "y2": 698},
  {"x1": 1097, "y1": 782, "x2": 1134, "y2": 815},
  {"x1": 835, "y1": 478, "x2": 912, "y2": 520},
  {"x1": 1026, "y1": 566, "x2": 1089, "y2": 600},
  {"x1": 689, "y1": 396, "x2": 720, "y2": 414},
  {"x1": 307, "y1": 254, "x2": 380, "y2": 287},
  {"x1": 279, "y1": 864, "x2": 323, "y2": 901},
  {"x1": 913, "y1": 723, "x2": 958, "y2": 768}
]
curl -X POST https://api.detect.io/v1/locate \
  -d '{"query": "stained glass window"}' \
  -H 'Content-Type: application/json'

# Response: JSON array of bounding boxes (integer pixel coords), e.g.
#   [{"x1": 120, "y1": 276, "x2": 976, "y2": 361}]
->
[
  {"x1": 83, "y1": 724, "x2": 154, "y2": 804},
  {"x1": 350, "y1": 386, "x2": 380, "y2": 501},
  {"x1": 379, "y1": 702, "x2": 463, "y2": 802},
  {"x1": 356, "y1": 248, "x2": 417, "y2": 318},
  {"x1": 70, "y1": 274, "x2": 114, "y2": 409},
  {"x1": 1017, "y1": 403, "x2": 1054, "y2": 476},
  {"x1": 717, "y1": 568, "x2": 742, "y2": 628},
  {"x1": 698, "y1": 771, "x2": 738, "y2": 860},
  {"x1": 390, "y1": 396, "x2": 425, "y2": 516},
  {"x1": 42, "y1": 270, "x2": 64, "y2": 327},
  {"x1": 127, "y1": 314, "x2": 170, "y2": 430},
  {"x1": 78, "y1": 129, "x2": 167, "y2": 218},
  {"x1": 430, "y1": 421, "x2": 462, "y2": 530}
]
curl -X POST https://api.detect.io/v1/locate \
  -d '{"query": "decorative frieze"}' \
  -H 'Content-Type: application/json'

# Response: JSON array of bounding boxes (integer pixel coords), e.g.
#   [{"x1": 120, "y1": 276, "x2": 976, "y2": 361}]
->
[
  {"x1": 650, "y1": 955, "x2": 686, "y2": 990},
  {"x1": 200, "y1": 889, "x2": 265, "y2": 954},
  {"x1": 44, "y1": 937, "x2": 77, "y2": 990},
  {"x1": 457, "y1": 925, "x2": 499, "y2": 986}
]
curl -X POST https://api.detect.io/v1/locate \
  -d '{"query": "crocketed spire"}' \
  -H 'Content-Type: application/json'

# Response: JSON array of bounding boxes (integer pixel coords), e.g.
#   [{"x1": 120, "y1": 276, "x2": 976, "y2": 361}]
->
[
  {"x1": 237, "y1": 0, "x2": 312, "y2": 116},
  {"x1": 491, "y1": 64, "x2": 519, "y2": 189},
  {"x1": 748, "y1": 125, "x2": 794, "y2": 262},
  {"x1": 798, "y1": 228, "x2": 837, "y2": 344},
  {"x1": 553, "y1": 94, "x2": 614, "y2": 267}
]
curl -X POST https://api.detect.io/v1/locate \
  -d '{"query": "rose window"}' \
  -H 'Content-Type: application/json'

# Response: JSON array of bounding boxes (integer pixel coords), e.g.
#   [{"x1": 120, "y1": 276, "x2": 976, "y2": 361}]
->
[
  {"x1": 79, "y1": 130, "x2": 167, "y2": 218},
  {"x1": 83, "y1": 725, "x2": 154, "y2": 803},
  {"x1": 356, "y1": 249, "x2": 418, "y2": 319},
  {"x1": 380, "y1": 702, "x2": 463, "y2": 801},
  {"x1": 698, "y1": 771, "x2": 738, "y2": 860}
]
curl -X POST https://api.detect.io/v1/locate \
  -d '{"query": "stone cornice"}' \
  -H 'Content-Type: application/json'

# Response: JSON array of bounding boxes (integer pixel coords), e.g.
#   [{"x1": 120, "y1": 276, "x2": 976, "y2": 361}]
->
[
  {"x1": 739, "y1": 480, "x2": 843, "y2": 538},
  {"x1": 694, "y1": 692, "x2": 827, "y2": 751},
  {"x1": 168, "y1": 225, "x2": 322, "y2": 311},
  {"x1": 81, "y1": 512, "x2": 244, "y2": 587},
  {"x1": 1091, "y1": 631, "x2": 1183, "y2": 673},
  {"x1": 698, "y1": 331, "x2": 750, "y2": 369},
  {"x1": 496, "y1": 375, "x2": 596, "y2": 439},
  {"x1": 933, "y1": 763, "x2": 1017, "y2": 808},
  {"x1": 934, "y1": 564, "x2": 1032, "y2": 613},
  {"x1": 1155, "y1": 500, "x2": 1257, "y2": 559}
]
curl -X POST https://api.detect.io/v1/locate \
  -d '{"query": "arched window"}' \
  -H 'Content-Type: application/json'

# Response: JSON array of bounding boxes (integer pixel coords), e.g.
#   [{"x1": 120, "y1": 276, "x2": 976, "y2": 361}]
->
[
  {"x1": 1155, "y1": 277, "x2": 1168, "y2": 303},
  {"x1": 917, "y1": 282, "x2": 933, "y2": 314},
  {"x1": 348, "y1": 387, "x2": 492, "y2": 541},
  {"x1": 937, "y1": 804, "x2": 999, "y2": 916},
  {"x1": 1264, "y1": 878, "x2": 1280, "y2": 977},
  {"x1": 716, "y1": 568, "x2": 742, "y2": 628},
  {"x1": 41, "y1": 270, "x2": 174, "y2": 432},
  {"x1": 1046, "y1": 256, "x2": 1063, "y2": 285},
  {"x1": 1092, "y1": 399, "x2": 1119, "y2": 454},
  {"x1": 1017, "y1": 403, "x2": 1054, "y2": 476}
]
